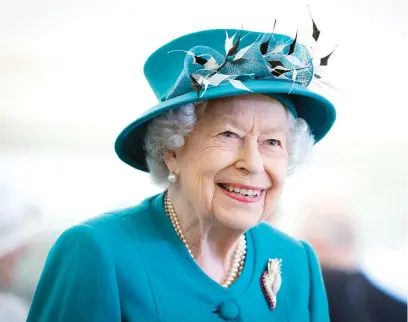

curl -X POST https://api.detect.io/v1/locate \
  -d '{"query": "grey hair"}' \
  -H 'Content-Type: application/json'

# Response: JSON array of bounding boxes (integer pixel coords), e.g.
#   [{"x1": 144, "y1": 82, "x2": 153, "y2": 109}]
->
[{"x1": 144, "y1": 101, "x2": 314, "y2": 186}]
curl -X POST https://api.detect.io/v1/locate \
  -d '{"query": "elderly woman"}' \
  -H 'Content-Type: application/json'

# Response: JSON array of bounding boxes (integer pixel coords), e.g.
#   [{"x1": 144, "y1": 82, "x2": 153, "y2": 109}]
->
[{"x1": 28, "y1": 28, "x2": 336, "y2": 322}]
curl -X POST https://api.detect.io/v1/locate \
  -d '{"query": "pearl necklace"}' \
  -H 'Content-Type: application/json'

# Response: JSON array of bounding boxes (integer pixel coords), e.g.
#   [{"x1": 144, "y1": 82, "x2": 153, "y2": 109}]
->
[{"x1": 164, "y1": 193, "x2": 246, "y2": 288}]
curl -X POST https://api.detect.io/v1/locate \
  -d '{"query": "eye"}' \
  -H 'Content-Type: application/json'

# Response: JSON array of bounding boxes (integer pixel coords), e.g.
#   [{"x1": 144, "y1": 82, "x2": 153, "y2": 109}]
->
[
  {"x1": 220, "y1": 131, "x2": 240, "y2": 139},
  {"x1": 265, "y1": 139, "x2": 282, "y2": 147}
]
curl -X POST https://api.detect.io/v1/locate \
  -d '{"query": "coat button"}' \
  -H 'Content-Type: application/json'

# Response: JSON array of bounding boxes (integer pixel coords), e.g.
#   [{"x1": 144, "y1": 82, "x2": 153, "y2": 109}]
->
[{"x1": 218, "y1": 301, "x2": 239, "y2": 320}]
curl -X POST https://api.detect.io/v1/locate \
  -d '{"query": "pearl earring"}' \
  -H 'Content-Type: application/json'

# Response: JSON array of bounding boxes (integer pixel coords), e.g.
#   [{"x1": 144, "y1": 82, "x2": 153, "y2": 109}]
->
[{"x1": 168, "y1": 172, "x2": 177, "y2": 184}]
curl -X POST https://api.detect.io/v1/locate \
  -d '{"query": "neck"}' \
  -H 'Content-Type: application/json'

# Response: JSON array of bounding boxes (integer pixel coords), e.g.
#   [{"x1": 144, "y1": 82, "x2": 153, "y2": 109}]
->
[{"x1": 167, "y1": 187, "x2": 245, "y2": 283}]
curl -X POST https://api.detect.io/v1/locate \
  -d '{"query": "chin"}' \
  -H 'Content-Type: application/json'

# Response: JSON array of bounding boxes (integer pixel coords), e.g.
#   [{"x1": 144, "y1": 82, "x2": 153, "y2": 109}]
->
[
  {"x1": 211, "y1": 184, "x2": 265, "y2": 230},
  {"x1": 214, "y1": 209, "x2": 262, "y2": 231}
]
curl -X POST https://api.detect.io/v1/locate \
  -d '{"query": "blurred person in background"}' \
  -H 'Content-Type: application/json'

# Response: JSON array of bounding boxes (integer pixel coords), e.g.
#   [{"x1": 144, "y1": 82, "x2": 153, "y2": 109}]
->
[
  {"x1": 0, "y1": 180, "x2": 45, "y2": 321},
  {"x1": 298, "y1": 198, "x2": 407, "y2": 322},
  {"x1": 28, "y1": 26, "x2": 338, "y2": 321}
]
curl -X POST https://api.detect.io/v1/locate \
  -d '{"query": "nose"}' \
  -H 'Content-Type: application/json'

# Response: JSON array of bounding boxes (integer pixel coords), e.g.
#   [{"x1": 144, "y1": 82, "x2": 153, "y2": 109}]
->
[{"x1": 235, "y1": 136, "x2": 264, "y2": 174}]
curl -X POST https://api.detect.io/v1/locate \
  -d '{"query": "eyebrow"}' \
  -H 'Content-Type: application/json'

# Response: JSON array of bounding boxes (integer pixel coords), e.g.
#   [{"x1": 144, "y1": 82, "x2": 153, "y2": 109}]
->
[{"x1": 216, "y1": 114, "x2": 289, "y2": 134}]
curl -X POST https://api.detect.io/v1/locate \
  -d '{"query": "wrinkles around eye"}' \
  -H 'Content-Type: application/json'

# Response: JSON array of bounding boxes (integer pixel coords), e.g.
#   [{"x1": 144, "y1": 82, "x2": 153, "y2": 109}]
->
[
  {"x1": 264, "y1": 139, "x2": 282, "y2": 147},
  {"x1": 220, "y1": 131, "x2": 240, "y2": 139}
]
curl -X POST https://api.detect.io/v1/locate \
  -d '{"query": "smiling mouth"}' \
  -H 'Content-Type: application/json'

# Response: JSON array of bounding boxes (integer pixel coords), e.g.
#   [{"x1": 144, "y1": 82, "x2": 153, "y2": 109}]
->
[{"x1": 218, "y1": 183, "x2": 264, "y2": 197}]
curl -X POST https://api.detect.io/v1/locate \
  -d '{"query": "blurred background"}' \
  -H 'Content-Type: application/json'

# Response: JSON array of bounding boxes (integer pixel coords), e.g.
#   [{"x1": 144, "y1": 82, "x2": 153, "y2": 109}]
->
[{"x1": 0, "y1": 0, "x2": 407, "y2": 320}]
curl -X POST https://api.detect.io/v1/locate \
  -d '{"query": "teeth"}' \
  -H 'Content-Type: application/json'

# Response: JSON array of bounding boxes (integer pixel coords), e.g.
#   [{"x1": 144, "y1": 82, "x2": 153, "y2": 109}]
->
[{"x1": 221, "y1": 184, "x2": 261, "y2": 197}]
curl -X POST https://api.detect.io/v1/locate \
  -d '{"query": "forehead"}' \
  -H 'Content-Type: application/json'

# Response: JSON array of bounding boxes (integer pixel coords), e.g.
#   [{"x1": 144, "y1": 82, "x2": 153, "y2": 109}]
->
[{"x1": 201, "y1": 94, "x2": 289, "y2": 127}]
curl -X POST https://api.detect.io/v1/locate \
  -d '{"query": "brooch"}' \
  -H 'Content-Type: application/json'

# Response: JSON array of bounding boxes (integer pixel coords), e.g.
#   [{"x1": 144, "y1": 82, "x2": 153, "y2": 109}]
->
[{"x1": 261, "y1": 258, "x2": 282, "y2": 310}]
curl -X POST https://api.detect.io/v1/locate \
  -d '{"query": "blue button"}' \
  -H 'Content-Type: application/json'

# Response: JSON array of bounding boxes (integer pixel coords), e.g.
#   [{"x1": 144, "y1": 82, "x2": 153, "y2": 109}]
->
[{"x1": 218, "y1": 301, "x2": 239, "y2": 320}]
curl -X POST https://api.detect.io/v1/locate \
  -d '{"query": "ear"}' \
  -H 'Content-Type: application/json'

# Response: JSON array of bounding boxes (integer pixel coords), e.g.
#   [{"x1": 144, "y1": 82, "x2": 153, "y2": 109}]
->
[{"x1": 163, "y1": 150, "x2": 180, "y2": 176}]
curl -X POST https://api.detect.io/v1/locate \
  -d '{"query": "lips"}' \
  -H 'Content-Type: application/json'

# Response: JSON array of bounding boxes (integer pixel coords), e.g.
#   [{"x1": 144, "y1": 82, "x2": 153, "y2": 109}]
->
[
  {"x1": 217, "y1": 183, "x2": 266, "y2": 203},
  {"x1": 219, "y1": 183, "x2": 262, "y2": 197}
]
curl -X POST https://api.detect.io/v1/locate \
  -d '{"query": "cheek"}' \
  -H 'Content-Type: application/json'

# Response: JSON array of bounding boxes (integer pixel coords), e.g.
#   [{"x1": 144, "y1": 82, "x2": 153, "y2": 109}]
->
[
  {"x1": 178, "y1": 143, "x2": 237, "y2": 208},
  {"x1": 262, "y1": 156, "x2": 289, "y2": 214},
  {"x1": 264, "y1": 150, "x2": 289, "y2": 177},
  {"x1": 181, "y1": 142, "x2": 238, "y2": 179}
]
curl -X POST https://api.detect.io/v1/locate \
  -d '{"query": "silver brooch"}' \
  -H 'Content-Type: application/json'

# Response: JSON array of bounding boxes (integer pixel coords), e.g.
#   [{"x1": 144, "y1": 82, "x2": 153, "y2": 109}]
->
[{"x1": 261, "y1": 258, "x2": 282, "y2": 310}]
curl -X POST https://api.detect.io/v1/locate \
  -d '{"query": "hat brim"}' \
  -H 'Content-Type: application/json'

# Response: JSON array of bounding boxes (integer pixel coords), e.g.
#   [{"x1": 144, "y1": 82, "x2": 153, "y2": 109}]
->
[{"x1": 115, "y1": 80, "x2": 336, "y2": 172}]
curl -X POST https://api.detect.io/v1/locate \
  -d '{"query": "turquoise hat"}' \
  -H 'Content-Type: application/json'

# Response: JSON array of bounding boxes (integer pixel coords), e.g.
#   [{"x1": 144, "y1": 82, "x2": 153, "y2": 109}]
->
[{"x1": 115, "y1": 28, "x2": 336, "y2": 171}]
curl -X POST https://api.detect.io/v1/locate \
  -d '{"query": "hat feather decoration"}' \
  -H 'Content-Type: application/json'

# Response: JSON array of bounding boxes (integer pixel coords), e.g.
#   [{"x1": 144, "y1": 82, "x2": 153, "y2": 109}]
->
[{"x1": 167, "y1": 8, "x2": 337, "y2": 99}]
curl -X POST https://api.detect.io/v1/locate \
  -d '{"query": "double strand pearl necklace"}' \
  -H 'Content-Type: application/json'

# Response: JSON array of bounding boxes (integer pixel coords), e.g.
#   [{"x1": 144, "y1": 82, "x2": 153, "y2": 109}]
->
[{"x1": 164, "y1": 193, "x2": 247, "y2": 288}]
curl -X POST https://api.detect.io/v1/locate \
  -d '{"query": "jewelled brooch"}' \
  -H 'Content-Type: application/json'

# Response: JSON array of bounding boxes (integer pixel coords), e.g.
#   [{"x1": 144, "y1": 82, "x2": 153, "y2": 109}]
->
[{"x1": 261, "y1": 258, "x2": 282, "y2": 310}]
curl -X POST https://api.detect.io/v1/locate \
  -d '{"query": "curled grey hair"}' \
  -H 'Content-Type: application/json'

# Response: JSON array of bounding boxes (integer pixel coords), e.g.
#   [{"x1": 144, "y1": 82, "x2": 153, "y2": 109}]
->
[{"x1": 144, "y1": 101, "x2": 314, "y2": 185}]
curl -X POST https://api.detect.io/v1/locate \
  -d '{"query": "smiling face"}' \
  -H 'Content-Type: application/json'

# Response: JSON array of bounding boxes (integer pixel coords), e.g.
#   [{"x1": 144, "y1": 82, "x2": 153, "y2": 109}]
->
[{"x1": 165, "y1": 94, "x2": 290, "y2": 231}]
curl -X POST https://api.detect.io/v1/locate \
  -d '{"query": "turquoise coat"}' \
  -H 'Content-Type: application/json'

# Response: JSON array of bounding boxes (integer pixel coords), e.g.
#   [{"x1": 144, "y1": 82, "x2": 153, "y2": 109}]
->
[{"x1": 28, "y1": 193, "x2": 330, "y2": 321}]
